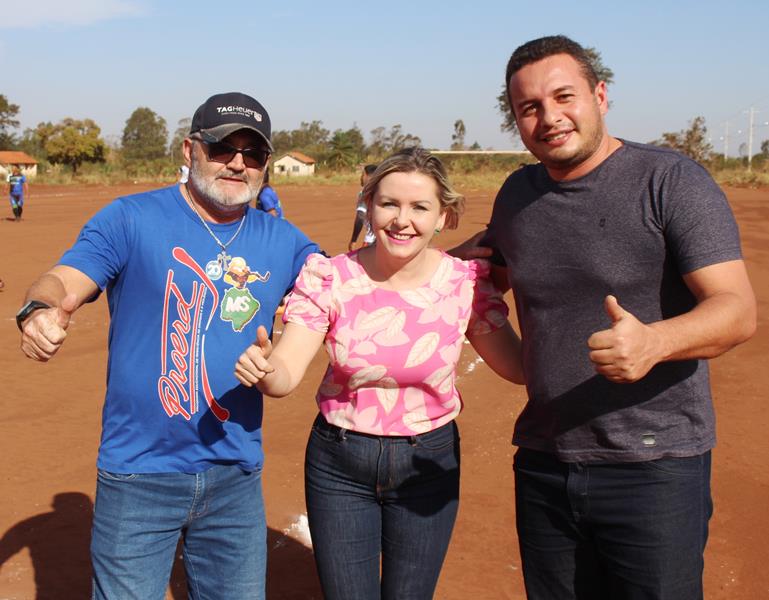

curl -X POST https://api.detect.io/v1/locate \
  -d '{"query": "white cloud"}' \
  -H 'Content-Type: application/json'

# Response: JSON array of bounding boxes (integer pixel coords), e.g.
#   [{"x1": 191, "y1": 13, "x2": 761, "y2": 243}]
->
[{"x1": 0, "y1": 0, "x2": 146, "y2": 29}]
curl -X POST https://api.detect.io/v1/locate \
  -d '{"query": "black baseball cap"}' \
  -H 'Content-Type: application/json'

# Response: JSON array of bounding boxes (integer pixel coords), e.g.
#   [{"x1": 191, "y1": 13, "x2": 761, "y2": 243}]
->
[{"x1": 189, "y1": 92, "x2": 273, "y2": 151}]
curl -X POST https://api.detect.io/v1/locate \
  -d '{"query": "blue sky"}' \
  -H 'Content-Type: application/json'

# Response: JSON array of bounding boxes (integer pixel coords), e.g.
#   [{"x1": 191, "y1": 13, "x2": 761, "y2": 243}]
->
[{"x1": 2, "y1": 0, "x2": 768, "y2": 155}]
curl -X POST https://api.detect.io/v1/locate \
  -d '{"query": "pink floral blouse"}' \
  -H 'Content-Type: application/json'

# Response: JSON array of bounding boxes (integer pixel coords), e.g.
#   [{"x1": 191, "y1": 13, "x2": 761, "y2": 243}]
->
[{"x1": 283, "y1": 251, "x2": 509, "y2": 435}]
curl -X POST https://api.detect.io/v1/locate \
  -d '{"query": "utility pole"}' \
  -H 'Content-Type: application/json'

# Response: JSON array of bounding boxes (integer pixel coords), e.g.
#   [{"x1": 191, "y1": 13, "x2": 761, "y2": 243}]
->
[
  {"x1": 744, "y1": 107, "x2": 757, "y2": 172},
  {"x1": 723, "y1": 121, "x2": 729, "y2": 162}
]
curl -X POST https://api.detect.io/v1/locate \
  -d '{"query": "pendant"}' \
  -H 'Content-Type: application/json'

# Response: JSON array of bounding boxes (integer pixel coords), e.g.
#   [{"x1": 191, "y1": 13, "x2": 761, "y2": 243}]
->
[
  {"x1": 205, "y1": 259, "x2": 223, "y2": 281},
  {"x1": 217, "y1": 250, "x2": 232, "y2": 271}
]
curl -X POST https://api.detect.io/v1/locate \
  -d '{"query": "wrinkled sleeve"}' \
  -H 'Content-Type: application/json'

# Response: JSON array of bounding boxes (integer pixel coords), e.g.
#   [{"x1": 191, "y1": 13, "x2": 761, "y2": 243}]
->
[
  {"x1": 467, "y1": 259, "x2": 510, "y2": 336},
  {"x1": 283, "y1": 253, "x2": 333, "y2": 333}
]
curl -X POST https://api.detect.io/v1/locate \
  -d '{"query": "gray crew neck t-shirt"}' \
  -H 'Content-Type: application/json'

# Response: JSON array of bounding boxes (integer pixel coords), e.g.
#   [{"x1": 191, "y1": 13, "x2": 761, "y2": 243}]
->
[{"x1": 486, "y1": 140, "x2": 743, "y2": 462}]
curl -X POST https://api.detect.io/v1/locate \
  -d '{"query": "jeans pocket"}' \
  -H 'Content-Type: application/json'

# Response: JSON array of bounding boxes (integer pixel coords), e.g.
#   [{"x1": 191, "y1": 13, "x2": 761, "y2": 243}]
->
[
  {"x1": 414, "y1": 422, "x2": 459, "y2": 452},
  {"x1": 638, "y1": 453, "x2": 706, "y2": 477},
  {"x1": 97, "y1": 469, "x2": 139, "y2": 481}
]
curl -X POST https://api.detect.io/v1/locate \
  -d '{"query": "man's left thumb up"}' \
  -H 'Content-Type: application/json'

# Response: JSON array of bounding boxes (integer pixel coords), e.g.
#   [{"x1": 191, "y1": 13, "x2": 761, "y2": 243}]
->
[{"x1": 604, "y1": 295, "x2": 625, "y2": 325}]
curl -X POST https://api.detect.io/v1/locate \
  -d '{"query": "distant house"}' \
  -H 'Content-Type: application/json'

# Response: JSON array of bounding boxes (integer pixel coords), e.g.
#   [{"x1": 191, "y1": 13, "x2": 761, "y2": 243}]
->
[
  {"x1": 273, "y1": 151, "x2": 316, "y2": 177},
  {"x1": 0, "y1": 151, "x2": 38, "y2": 179}
]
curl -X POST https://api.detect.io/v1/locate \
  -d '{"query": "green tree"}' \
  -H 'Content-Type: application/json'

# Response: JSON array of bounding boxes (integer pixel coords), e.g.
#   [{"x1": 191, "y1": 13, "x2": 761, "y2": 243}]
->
[
  {"x1": 18, "y1": 122, "x2": 55, "y2": 160},
  {"x1": 368, "y1": 126, "x2": 388, "y2": 158},
  {"x1": 451, "y1": 119, "x2": 466, "y2": 150},
  {"x1": 122, "y1": 107, "x2": 168, "y2": 161},
  {"x1": 45, "y1": 118, "x2": 106, "y2": 174},
  {"x1": 367, "y1": 125, "x2": 422, "y2": 158},
  {"x1": 169, "y1": 117, "x2": 191, "y2": 164},
  {"x1": 760, "y1": 139, "x2": 769, "y2": 157},
  {"x1": 270, "y1": 120, "x2": 330, "y2": 160},
  {"x1": 326, "y1": 126, "x2": 366, "y2": 169},
  {"x1": 652, "y1": 116, "x2": 712, "y2": 164},
  {"x1": 496, "y1": 47, "x2": 614, "y2": 137},
  {"x1": 386, "y1": 125, "x2": 421, "y2": 153},
  {"x1": 0, "y1": 94, "x2": 20, "y2": 149}
]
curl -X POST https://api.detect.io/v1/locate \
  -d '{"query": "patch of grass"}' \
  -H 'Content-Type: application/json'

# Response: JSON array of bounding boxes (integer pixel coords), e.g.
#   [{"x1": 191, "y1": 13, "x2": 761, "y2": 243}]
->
[{"x1": 712, "y1": 168, "x2": 769, "y2": 188}]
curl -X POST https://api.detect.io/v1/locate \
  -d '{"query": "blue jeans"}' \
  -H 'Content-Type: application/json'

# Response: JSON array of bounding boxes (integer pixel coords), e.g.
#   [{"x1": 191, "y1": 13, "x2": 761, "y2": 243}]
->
[
  {"x1": 305, "y1": 414, "x2": 460, "y2": 600},
  {"x1": 514, "y1": 448, "x2": 712, "y2": 600},
  {"x1": 91, "y1": 464, "x2": 266, "y2": 600}
]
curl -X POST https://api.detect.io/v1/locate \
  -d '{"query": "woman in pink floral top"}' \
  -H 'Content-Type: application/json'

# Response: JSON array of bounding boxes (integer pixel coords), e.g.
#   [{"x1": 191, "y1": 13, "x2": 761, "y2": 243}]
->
[{"x1": 236, "y1": 148, "x2": 523, "y2": 599}]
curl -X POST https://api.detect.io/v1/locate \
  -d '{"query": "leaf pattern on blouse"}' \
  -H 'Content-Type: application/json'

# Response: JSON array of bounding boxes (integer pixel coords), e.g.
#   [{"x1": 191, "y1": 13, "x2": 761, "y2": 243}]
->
[
  {"x1": 283, "y1": 252, "x2": 509, "y2": 436},
  {"x1": 404, "y1": 332, "x2": 440, "y2": 368}
]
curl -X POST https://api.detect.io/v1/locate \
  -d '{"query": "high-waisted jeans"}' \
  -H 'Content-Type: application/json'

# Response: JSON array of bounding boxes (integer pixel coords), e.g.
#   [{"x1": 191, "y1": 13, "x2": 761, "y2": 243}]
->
[{"x1": 305, "y1": 414, "x2": 460, "y2": 600}]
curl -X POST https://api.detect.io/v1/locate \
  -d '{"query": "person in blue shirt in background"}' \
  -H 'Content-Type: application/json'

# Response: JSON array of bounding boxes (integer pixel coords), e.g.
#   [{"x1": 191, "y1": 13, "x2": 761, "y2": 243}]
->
[
  {"x1": 8, "y1": 164, "x2": 28, "y2": 221},
  {"x1": 256, "y1": 168, "x2": 283, "y2": 218}
]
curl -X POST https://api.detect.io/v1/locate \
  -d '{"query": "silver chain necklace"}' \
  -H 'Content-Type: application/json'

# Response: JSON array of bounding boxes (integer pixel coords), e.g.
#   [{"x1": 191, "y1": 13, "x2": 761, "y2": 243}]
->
[
  {"x1": 184, "y1": 183, "x2": 246, "y2": 278},
  {"x1": 185, "y1": 185, "x2": 246, "y2": 251}
]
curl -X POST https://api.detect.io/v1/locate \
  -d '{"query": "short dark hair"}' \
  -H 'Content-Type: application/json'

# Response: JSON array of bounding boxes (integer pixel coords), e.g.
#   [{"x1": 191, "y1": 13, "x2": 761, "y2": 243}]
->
[
  {"x1": 505, "y1": 35, "x2": 598, "y2": 93},
  {"x1": 363, "y1": 164, "x2": 378, "y2": 176}
]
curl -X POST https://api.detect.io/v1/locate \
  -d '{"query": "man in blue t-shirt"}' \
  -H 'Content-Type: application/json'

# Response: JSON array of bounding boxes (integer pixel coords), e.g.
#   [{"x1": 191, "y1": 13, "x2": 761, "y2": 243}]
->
[
  {"x1": 457, "y1": 36, "x2": 756, "y2": 599},
  {"x1": 7, "y1": 164, "x2": 28, "y2": 221},
  {"x1": 18, "y1": 92, "x2": 319, "y2": 600},
  {"x1": 256, "y1": 168, "x2": 283, "y2": 218}
]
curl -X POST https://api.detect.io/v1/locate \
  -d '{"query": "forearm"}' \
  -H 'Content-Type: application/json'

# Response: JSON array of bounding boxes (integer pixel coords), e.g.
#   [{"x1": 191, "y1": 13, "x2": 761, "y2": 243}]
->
[
  {"x1": 468, "y1": 324, "x2": 525, "y2": 384},
  {"x1": 25, "y1": 266, "x2": 96, "y2": 309},
  {"x1": 649, "y1": 290, "x2": 756, "y2": 362},
  {"x1": 254, "y1": 323, "x2": 325, "y2": 397},
  {"x1": 25, "y1": 272, "x2": 69, "y2": 305},
  {"x1": 255, "y1": 353, "x2": 302, "y2": 397}
]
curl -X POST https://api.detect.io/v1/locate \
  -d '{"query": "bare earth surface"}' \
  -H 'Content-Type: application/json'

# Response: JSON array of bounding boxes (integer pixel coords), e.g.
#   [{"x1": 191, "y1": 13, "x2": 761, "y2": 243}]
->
[{"x1": 0, "y1": 182, "x2": 767, "y2": 599}]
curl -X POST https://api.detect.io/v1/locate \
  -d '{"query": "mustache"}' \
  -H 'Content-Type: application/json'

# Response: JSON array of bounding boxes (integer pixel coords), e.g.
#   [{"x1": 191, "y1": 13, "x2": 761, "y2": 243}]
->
[{"x1": 215, "y1": 171, "x2": 247, "y2": 182}]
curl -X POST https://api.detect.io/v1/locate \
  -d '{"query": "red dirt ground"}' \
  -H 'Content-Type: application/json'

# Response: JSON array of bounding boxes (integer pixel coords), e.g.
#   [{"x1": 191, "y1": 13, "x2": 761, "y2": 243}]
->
[{"x1": 1, "y1": 182, "x2": 767, "y2": 599}]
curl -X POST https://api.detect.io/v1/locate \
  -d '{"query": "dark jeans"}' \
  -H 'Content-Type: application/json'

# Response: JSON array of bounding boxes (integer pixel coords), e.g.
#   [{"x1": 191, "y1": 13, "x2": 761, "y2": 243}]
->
[
  {"x1": 514, "y1": 448, "x2": 712, "y2": 600},
  {"x1": 305, "y1": 414, "x2": 460, "y2": 600}
]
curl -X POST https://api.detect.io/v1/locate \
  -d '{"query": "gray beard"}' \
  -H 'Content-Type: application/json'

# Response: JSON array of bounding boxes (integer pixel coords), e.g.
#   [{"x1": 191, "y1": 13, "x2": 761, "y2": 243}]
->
[{"x1": 187, "y1": 159, "x2": 263, "y2": 215}]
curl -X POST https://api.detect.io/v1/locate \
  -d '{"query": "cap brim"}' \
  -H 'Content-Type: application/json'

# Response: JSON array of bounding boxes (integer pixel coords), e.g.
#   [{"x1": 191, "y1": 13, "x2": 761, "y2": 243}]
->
[{"x1": 198, "y1": 124, "x2": 273, "y2": 152}]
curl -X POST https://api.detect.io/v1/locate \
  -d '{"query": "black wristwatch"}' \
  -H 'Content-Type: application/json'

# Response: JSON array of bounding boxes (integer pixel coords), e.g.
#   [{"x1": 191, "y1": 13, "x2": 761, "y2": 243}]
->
[{"x1": 16, "y1": 300, "x2": 52, "y2": 331}]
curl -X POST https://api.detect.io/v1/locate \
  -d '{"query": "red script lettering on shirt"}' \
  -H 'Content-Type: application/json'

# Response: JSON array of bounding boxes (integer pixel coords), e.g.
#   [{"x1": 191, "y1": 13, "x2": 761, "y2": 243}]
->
[{"x1": 158, "y1": 247, "x2": 230, "y2": 422}]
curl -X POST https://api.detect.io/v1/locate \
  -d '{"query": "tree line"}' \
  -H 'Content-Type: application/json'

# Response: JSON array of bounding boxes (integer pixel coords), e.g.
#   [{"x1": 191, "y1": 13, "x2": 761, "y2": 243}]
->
[
  {"x1": 1, "y1": 58, "x2": 768, "y2": 179},
  {"x1": 0, "y1": 94, "x2": 429, "y2": 176}
]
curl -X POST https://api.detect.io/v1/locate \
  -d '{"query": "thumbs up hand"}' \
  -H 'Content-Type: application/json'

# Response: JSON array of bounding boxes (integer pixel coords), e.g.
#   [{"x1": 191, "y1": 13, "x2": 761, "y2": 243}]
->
[
  {"x1": 235, "y1": 325, "x2": 276, "y2": 387},
  {"x1": 587, "y1": 295, "x2": 661, "y2": 383},
  {"x1": 20, "y1": 293, "x2": 79, "y2": 362}
]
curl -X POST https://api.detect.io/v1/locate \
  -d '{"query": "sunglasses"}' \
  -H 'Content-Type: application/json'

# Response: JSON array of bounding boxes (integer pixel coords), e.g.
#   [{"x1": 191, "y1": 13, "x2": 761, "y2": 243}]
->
[{"x1": 200, "y1": 140, "x2": 270, "y2": 169}]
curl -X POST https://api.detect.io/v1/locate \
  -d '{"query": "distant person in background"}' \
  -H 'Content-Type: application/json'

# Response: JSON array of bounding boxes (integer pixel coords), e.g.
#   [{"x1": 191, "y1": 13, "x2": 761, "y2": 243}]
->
[
  {"x1": 347, "y1": 163, "x2": 378, "y2": 251},
  {"x1": 256, "y1": 169, "x2": 283, "y2": 218},
  {"x1": 8, "y1": 165, "x2": 28, "y2": 222},
  {"x1": 178, "y1": 164, "x2": 189, "y2": 184}
]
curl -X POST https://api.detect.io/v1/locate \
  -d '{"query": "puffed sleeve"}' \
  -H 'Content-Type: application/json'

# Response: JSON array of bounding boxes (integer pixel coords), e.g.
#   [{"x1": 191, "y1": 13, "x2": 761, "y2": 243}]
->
[
  {"x1": 283, "y1": 253, "x2": 334, "y2": 332},
  {"x1": 467, "y1": 259, "x2": 510, "y2": 336}
]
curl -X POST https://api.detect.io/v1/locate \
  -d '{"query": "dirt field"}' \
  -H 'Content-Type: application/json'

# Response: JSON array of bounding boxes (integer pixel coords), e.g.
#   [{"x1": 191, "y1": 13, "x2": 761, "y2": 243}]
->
[{"x1": 1, "y1": 182, "x2": 767, "y2": 599}]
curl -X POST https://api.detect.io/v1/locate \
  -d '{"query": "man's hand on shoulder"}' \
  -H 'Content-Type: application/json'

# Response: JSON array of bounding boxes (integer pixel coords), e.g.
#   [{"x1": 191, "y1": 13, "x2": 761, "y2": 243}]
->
[{"x1": 446, "y1": 230, "x2": 493, "y2": 261}]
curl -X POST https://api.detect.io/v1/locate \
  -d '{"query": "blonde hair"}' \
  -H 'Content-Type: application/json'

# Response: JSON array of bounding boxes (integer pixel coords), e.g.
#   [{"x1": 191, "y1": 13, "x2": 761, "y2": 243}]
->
[{"x1": 361, "y1": 147, "x2": 464, "y2": 230}]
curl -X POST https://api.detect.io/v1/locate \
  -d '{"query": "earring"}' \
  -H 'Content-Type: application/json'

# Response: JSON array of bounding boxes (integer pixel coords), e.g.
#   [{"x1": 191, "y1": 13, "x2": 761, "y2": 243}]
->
[{"x1": 434, "y1": 228, "x2": 441, "y2": 234}]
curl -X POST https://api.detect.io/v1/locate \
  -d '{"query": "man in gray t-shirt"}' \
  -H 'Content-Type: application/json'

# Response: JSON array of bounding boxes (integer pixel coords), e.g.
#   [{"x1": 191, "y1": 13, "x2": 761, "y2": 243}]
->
[{"x1": 481, "y1": 36, "x2": 756, "y2": 599}]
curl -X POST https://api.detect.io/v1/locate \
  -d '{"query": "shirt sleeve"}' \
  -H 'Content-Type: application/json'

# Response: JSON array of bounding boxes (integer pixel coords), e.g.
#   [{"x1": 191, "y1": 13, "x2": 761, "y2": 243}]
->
[
  {"x1": 283, "y1": 253, "x2": 334, "y2": 332},
  {"x1": 258, "y1": 187, "x2": 279, "y2": 212},
  {"x1": 58, "y1": 199, "x2": 133, "y2": 290},
  {"x1": 467, "y1": 259, "x2": 510, "y2": 336},
  {"x1": 659, "y1": 158, "x2": 743, "y2": 274}
]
